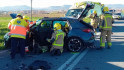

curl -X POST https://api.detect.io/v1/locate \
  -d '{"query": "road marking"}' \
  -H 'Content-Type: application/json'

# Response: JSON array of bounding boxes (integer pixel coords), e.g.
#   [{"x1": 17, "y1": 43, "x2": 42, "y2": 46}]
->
[
  {"x1": 0, "y1": 50, "x2": 8, "y2": 54},
  {"x1": 66, "y1": 49, "x2": 89, "y2": 70},
  {"x1": 57, "y1": 53, "x2": 79, "y2": 70},
  {"x1": 58, "y1": 49, "x2": 89, "y2": 70}
]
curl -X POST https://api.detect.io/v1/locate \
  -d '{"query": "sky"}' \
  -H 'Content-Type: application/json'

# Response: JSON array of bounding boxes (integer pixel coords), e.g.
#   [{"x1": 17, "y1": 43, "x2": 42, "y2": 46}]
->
[{"x1": 0, "y1": 0, "x2": 124, "y2": 8}]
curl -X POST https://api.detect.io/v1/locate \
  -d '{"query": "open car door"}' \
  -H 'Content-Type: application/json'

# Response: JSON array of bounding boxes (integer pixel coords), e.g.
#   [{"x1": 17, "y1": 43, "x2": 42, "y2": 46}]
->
[
  {"x1": 10, "y1": 13, "x2": 17, "y2": 19},
  {"x1": 78, "y1": 3, "x2": 94, "y2": 20}
]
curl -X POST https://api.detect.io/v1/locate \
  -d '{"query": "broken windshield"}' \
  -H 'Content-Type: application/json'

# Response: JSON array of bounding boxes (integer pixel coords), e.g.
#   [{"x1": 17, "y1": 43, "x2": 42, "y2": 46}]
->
[{"x1": 65, "y1": 9, "x2": 83, "y2": 18}]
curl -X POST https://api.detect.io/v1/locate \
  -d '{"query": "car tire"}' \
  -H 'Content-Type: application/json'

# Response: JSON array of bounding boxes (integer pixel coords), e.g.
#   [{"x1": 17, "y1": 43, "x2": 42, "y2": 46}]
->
[{"x1": 67, "y1": 37, "x2": 85, "y2": 52}]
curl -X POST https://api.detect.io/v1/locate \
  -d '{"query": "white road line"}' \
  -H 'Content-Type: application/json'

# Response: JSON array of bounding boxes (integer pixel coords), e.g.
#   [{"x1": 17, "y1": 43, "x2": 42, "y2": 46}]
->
[
  {"x1": 57, "y1": 53, "x2": 79, "y2": 70},
  {"x1": 0, "y1": 50, "x2": 8, "y2": 54},
  {"x1": 66, "y1": 49, "x2": 89, "y2": 70}
]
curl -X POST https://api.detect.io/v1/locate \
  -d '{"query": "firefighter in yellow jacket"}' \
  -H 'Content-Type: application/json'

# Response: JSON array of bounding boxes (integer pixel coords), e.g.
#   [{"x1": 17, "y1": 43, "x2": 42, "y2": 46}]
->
[
  {"x1": 8, "y1": 14, "x2": 29, "y2": 59},
  {"x1": 47, "y1": 23, "x2": 66, "y2": 56},
  {"x1": 98, "y1": 7, "x2": 113, "y2": 49},
  {"x1": 89, "y1": 10, "x2": 99, "y2": 33}
]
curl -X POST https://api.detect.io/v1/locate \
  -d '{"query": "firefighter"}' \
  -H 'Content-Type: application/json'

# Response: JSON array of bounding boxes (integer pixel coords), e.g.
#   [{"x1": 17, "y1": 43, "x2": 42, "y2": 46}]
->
[
  {"x1": 98, "y1": 7, "x2": 113, "y2": 49},
  {"x1": 89, "y1": 10, "x2": 99, "y2": 33},
  {"x1": 47, "y1": 23, "x2": 66, "y2": 56},
  {"x1": 23, "y1": 16, "x2": 29, "y2": 25},
  {"x1": 8, "y1": 14, "x2": 29, "y2": 59}
]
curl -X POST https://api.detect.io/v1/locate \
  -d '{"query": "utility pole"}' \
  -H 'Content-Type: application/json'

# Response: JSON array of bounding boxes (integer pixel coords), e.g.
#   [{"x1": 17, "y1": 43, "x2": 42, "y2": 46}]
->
[{"x1": 31, "y1": 0, "x2": 32, "y2": 21}]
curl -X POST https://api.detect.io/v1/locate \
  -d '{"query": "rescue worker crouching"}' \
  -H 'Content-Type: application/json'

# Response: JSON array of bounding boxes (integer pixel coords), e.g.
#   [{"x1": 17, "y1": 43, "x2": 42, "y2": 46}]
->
[
  {"x1": 8, "y1": 14, "x2": 29, "y2": 59},
  {"x1": 47, "y1": 23, "x2": 66, "y2": 56},
  {"x1": 97, "y1": 7, "x2": 113, "y2": 50},
  {"x1": 89, "y1": 10, "x2": 99, "y2": 33}
]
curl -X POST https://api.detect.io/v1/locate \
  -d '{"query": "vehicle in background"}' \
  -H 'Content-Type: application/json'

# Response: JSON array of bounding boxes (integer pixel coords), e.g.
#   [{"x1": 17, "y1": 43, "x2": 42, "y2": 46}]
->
[
  {"x1": 109, "y1": 9, "x2": 115, "y2": 14},
  {"x1": 121, "y1": 11, "x2": 124, "y2": 19},
  {"x1": 112, "y1": 13, "x2": 122, "y2": 20},
  {"x1": 65, "y1": 1, "x2": 103, "y2": 19},
  {"x1": 65, "y1": 1, "x2": 104, "y2": 24}
]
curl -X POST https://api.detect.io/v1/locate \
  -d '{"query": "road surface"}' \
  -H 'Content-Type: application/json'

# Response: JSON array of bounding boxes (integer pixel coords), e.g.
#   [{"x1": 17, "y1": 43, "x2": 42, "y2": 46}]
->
[{"x1": 0, "y1": 20, "x2": 124, "y2": 70}]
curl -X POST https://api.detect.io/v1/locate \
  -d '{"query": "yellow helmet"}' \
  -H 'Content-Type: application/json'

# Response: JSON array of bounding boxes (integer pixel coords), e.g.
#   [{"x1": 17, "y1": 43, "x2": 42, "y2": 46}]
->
[
  {"x1": 41, "y1": 21, "x2": 47, "y2": 27},
  {"x1": 54, "y1": 23, "x2": 61, "y2": 30},
  {"x1": 23, "y1": 16, "x2": 29, "y2": 20},
  {"x1": 93, "y1": 10, "x2": 97, "y2": 14},
  {"x1": 65, "y1": 23, "x2": 69, "y2": 28},
  {"x1": 16, "y1": 14, "x2": 22, "y2": 18},
  {"x1": 101, "y1": 4, "x2": 104, "y2": 6},
  {"x1": 103, "y1": 7, "x2": 109, "y2": 12}
]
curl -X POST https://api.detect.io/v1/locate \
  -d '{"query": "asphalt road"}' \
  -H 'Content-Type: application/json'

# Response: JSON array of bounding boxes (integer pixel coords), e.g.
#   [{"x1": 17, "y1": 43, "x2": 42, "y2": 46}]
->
[{"x1": 0, "y1": 20, "x2": 124, "y2": 70}]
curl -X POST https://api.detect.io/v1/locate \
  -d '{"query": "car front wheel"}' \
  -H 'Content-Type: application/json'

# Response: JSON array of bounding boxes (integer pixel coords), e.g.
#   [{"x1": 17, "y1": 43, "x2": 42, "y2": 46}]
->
[{"x1": 67, "y1": 37, "x2": 85, "y2": 52}]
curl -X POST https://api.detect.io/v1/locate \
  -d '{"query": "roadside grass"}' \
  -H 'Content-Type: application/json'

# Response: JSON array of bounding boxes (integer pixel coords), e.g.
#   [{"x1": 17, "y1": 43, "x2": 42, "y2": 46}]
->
[
  {"x1": 0, "y1": 17, "x2": 11, "y2": 50},
  {"x1": 0, "y1": 17, "x2": 41, "y2": 50}
]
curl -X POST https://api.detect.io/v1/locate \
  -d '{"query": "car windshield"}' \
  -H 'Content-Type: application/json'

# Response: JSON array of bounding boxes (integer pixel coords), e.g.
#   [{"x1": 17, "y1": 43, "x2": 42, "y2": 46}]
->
[
  {"x1": 65, "y1": 9, "x2": 83, "y2": 18},
  {"x1": 82, "y1": 4, "x2": 102, "y2": 23}
]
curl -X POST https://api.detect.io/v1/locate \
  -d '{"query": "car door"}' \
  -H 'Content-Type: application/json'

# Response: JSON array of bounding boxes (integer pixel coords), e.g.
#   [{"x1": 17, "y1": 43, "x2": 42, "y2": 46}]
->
[{"x1": 37, "y1": 20, "x2": 53, "y2": 46}]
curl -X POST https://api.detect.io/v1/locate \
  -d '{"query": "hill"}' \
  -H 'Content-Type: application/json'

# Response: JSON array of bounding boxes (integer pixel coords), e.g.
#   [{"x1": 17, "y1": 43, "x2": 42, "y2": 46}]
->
[{"x1": 0, "y1": 4, "x2": 124, "y2": 11}]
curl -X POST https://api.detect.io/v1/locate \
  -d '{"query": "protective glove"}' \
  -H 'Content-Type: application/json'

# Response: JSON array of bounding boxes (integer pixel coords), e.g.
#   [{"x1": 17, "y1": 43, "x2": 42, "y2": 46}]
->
[{"x1": 46, "y1": 38, "x2": 50, "y2": 42}]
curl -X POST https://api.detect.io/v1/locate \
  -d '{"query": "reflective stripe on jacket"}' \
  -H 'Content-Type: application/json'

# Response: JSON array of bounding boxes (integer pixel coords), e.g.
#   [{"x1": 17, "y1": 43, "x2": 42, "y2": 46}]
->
[
  {"x1": 52, "y1": 30, "x2": 65, "y2": 46},
  {"x1": 8, "y1": 17, "x2": 28, "y2": 39},
  {"x1": 100, "y1": 14, "x2": 113, "y2": 30}
]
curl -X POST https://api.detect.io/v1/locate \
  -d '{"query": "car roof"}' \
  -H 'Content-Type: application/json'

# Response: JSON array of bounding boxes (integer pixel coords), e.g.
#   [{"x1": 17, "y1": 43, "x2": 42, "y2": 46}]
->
[{"x1": 42, "y1": 17, "x2": 78, "y2": 21}]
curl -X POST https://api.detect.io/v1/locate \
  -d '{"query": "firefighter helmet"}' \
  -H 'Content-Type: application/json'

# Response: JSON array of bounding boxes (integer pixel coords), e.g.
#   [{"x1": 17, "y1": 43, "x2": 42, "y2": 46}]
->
[
  {"x1": 23, "y1": 16, "x2": 29, "y2": 20},
  {"x1": 54, "y1": 23, "x2": 61, "y2": 30},
  {"x1": 103, "y1": 7, "x2": 109, "y2": 12},
  {"x1": 93, "y1": 10, "x2": 97, "y2": 14}
]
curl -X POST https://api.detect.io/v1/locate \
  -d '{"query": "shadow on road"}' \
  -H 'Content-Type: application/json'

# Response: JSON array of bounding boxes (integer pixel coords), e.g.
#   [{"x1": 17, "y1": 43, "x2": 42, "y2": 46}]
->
[{"x1": 112, "y1": 26, "x2": 124, "y2": 32}]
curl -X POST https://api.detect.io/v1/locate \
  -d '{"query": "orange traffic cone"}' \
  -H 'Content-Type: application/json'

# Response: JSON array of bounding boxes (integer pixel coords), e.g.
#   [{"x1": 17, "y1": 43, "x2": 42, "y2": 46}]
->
[{"x1": 25, "y1": 46, "x2": 29, "y2": 52}]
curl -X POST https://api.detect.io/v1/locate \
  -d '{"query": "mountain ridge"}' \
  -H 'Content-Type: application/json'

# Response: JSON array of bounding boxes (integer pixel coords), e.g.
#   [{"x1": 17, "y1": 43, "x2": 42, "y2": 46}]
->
[{"x1": 0, "y1": 4, "x2": 124, "y2": 11}]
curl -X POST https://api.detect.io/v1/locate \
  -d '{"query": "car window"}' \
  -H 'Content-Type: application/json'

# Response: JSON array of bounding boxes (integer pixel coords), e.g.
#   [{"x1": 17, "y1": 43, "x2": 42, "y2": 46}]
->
[
  {"x1": 41, "y1": 21, "x2": 52, "y2": 27},
  {"x1": 113, "y1": 13, "x2": 121, "y2": 15},
  {"x1": 53, "y1": 21, "x2": 68, "y2": 27},
  {"x1": 65, "y1": 9, "x2": 83, "y2": 18}
]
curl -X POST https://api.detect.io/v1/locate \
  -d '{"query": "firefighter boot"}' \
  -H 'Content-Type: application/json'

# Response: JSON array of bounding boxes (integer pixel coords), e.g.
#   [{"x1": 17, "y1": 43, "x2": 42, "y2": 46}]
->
[
  {"x1": 107, "y1": 46, "x2": 111, "y2": 49},
  {"x1": 50, "y1": 49, "x2": 56, "y2": 56},
  {"x1": 56, "y1": 49, "x2": 61, "y2": 56},
  {"x1": 96, "y1": 47, "x2": 104, "y2": 50}
]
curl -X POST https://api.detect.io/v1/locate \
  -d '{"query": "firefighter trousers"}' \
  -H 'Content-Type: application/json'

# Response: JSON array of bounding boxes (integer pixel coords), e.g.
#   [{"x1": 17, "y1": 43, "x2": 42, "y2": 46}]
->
[
  {"x1": 50, "y1": 45, "x2": 63, "y2": 53},
  {"x1": 100, "y1": 30, "x2": 112, "y2": 47},
  {"x1": 11, "y1": 38, "x2": 25, "y2": 58}
]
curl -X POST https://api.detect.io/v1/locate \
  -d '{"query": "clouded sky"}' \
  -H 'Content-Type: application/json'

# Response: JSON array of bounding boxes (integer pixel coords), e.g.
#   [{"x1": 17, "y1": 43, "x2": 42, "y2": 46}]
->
[{"x1": 0, "y1": 0, "x2": 124, "y2": 8}]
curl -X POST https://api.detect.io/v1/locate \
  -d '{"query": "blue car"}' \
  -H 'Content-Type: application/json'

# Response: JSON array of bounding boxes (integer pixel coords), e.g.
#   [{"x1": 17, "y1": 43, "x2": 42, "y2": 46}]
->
[{"x1": 30, "y1": 17, "x2": 95, "y2": 52}]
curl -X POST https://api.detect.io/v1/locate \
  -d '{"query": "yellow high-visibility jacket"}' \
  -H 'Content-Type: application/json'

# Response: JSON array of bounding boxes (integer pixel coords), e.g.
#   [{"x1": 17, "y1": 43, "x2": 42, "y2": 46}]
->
[
  {"x1": 8, "y1": 17, "x2": 29, "y2": 39},
  {"x1": 99, "y1": 14, "x2": 113, "y2": 30}
]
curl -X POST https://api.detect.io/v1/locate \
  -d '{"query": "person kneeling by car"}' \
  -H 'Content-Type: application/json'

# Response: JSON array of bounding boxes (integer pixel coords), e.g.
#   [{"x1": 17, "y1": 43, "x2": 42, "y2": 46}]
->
[{"x1": 47, "y1": 23, "x2": 66, "y2": 56}]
